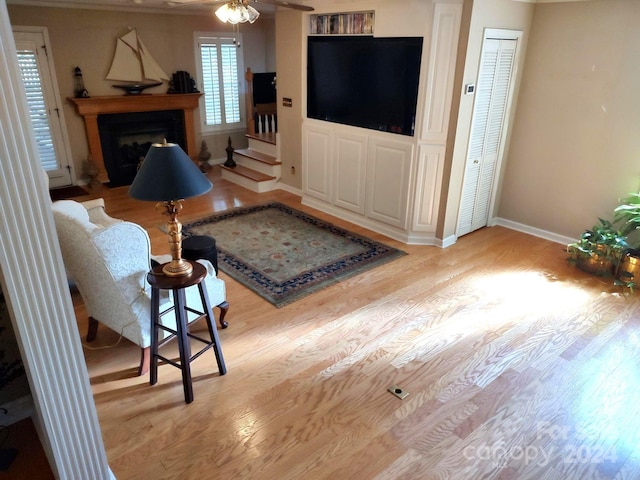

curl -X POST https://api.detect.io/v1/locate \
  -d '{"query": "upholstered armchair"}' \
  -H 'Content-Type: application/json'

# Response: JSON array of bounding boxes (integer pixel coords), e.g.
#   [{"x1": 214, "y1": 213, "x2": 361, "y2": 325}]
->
[{"x1": 51, "y1": 199, "x2": 228, "y2": 375}]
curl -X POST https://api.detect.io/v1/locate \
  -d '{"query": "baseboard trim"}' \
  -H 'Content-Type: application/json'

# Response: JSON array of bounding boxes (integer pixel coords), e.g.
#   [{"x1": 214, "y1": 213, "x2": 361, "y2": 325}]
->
[
  {"x1": 493, "y1": 217, "x2": 574, "y2": 246},
  {"x1": 275, "y1": 182, "x2": 302, "y2": 197}
]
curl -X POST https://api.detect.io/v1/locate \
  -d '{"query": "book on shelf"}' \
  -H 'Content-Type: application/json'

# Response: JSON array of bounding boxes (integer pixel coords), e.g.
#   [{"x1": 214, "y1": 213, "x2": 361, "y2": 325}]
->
[{"x1": 310, "y1": 11, "x2": 374, "y2": 35}]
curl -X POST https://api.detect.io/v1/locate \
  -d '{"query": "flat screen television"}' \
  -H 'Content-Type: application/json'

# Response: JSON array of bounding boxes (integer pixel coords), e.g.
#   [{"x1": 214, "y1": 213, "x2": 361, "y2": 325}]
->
[{"x1": 307, "y1": 36, "x2": 423, "y2": 137}]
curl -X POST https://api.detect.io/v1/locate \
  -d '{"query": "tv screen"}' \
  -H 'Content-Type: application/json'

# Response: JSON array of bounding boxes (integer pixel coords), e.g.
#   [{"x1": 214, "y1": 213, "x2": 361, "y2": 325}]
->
[{"x1": 307, "y1": 36, "x2": 423, "y2": 137}]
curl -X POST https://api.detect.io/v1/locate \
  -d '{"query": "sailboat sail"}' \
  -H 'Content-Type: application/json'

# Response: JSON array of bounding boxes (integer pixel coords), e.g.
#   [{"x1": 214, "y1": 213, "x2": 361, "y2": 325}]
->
[
  {"x1": 138, "y1": 37, "x2": 169, "y2": 82},
  {"x1": 106, "y1": 29, "x2": 169, "y2": 83}
]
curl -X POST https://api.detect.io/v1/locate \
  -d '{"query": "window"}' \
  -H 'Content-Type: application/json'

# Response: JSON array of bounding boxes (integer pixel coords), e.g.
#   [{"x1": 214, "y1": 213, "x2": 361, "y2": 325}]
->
[{"x1": 195, "y1": 33, "x2": 246, "y2": 133}]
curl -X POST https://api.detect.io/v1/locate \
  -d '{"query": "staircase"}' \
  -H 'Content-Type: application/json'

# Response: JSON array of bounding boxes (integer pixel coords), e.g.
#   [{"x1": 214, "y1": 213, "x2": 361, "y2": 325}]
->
[{"x1": 220, "y1": 131, "x2": 281, "y2": 193}]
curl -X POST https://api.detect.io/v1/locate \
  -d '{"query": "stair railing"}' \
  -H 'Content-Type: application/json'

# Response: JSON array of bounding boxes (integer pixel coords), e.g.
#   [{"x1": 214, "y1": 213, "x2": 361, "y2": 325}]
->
[{"x1": 245, "y1": 67, "x2": 277, "y2": 135}]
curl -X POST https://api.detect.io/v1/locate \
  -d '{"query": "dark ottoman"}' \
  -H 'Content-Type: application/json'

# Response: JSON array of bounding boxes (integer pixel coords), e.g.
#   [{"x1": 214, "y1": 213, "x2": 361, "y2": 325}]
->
[{"x1": 182, "y1": 235, "x2": 219, "y2": 274}]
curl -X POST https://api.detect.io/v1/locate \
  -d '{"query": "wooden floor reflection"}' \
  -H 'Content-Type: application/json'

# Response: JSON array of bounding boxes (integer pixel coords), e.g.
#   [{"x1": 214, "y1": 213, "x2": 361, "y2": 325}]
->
[{"x1": 72, "y1": 167, "x2": 640, "y2": 479}]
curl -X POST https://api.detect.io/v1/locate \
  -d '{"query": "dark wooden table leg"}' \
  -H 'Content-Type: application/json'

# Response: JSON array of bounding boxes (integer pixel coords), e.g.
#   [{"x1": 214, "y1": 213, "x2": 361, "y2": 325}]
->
[
  {"x1": 173, "y1": 288, "x2": 194, "y2": 403},
  {"x1": 198, "y1": 282, "x2": 227, "y2": 376},
  {"x1": 150, "y1": 286, "x2": 160, "y2": 385}
]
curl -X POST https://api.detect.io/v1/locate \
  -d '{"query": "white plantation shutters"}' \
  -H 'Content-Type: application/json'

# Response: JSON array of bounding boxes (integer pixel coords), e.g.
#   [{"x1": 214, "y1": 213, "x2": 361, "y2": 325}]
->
[
  {"x1": 220, "y1": 43, "x2": 240, "y2": 123},
  {"x1": 457, "y1": 37, "x2": 517, "y2": 236},
  {"x1": 16, "y1": 49, "x2": 57, "y2": 171},
  {"x1": 200, "y1": 44, "x2": 222, "y2": 125},
  {"x1": 197, "y1": 34, "x2": 244, "y2": 131}
]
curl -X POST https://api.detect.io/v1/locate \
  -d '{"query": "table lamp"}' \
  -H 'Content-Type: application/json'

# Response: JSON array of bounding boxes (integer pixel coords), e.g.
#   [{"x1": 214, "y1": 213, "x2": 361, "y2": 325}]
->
[{"x1": 129, "y1": 140, "x2": 212, "y2": 277}]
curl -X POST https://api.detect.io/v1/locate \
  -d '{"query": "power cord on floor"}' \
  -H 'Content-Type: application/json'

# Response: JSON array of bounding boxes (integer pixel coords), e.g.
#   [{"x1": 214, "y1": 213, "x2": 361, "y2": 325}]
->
[{"x1": 80, "y1": 319, "x2": 138, "y2": 351}]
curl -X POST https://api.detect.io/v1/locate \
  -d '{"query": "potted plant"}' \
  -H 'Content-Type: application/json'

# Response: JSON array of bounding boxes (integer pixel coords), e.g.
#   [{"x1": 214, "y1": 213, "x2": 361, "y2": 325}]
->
[
  {"x1": 567, "y1": 218, "x2": 628, "y2": 276},
  {"x1": 613, "y1": 193, "x2": 640, "y2": 287}
]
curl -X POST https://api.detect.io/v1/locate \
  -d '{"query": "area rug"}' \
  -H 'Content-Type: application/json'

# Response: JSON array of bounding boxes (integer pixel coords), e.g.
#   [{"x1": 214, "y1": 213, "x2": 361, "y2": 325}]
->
[
  {"x1": 49, "y1": 185, "x2": 89, "y2": 202},
  {"x1": 182, "y1": 202, "x2": 406, "y2": 308}
]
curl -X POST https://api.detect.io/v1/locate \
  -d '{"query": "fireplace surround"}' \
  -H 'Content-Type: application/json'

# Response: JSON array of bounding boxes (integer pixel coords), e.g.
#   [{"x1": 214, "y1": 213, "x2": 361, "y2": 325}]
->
[{"x1": 69, "y1": 93, "x2": 201, "y2": 184}]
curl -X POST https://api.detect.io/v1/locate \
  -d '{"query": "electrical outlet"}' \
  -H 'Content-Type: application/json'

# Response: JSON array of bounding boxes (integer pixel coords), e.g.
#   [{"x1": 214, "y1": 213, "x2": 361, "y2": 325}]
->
[
  {"x1": 388, "y1": 385, "x2": 409, "y2": 399},
  {"x1": 291, "y1": 166, "x2": 295, "y2": 175}
]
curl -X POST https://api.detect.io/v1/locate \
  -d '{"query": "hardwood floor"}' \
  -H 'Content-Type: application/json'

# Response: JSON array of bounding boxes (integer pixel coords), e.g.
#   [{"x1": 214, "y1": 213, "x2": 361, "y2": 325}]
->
[{"x1": 69, "y1": 167, "x2": 640, "y2": 479}]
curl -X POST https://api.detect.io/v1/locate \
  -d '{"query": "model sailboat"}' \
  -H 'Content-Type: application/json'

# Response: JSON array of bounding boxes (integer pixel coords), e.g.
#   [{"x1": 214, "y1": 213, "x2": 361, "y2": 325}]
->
[{"x1": 106, "y1": 29, "x2": 169, "y2": 94}]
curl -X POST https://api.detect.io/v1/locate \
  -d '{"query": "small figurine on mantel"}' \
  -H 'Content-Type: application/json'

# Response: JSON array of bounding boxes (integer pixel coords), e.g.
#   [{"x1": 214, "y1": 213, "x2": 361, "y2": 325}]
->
[
  {"x1": 198, "y1": 140, "x2": 212, "y2": 172},
  {"x1": 73, "y1": 66, "x2": 89, "y2": 98},
  {"x1": 224, "y1": 136, "x2": 236, "y2": 168}
]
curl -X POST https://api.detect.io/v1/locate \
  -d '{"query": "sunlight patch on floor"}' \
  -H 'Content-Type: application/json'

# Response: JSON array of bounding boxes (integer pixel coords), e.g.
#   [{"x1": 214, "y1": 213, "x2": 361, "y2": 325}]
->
[
  {"x1": 470, "y1": 270, "x2": 591, "y2": 316},
  {"x1": 574, "y1": 337, "x2": 640, "y2": 457}
]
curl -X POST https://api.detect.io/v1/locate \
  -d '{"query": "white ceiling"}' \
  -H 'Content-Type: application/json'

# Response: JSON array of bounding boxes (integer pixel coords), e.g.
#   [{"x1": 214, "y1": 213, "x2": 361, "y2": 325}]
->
[{"x1": 6, "y1": 0, "x2": 279, "y2": 15}]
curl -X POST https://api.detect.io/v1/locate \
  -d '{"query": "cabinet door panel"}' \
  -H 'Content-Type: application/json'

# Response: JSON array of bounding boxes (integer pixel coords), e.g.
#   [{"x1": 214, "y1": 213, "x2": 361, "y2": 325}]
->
[
  {"x1": 334, "y1": 132, "x2": 367, "y2": 214},
  {"x1": 366, "y1": 138, "x2": 414, "y2": 229},
  {"x1": 303, "y1": 124, "x2": 333, "y2": 202},
  {"x1": 413, "y1": 145, "x2": 444, "y2": 232}
]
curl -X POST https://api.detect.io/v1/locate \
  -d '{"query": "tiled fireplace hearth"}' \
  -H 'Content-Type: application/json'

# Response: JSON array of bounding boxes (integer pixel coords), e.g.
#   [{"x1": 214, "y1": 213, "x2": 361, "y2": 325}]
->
[{"x1": 69, "y1": 93, "x2": 201, "y2": 184}]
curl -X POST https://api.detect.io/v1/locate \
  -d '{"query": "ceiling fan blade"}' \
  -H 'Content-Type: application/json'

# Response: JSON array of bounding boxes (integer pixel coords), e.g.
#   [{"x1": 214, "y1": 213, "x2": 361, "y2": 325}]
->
[
  {"x1": 168, "y1": 0, "x2": 227, "y2": 8},
  {"x1": 257, "y1": 0, "x2": 314, "y2": 12}
]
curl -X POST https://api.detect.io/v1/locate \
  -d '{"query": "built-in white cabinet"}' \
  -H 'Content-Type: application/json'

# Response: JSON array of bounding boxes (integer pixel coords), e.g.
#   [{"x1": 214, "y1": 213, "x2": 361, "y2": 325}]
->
[
  {"x1": 301, "y1": 1, "x2": 462, "y2": 246},
  {"x1": 303, "y1": 121, "x2": 415, "y2": 235}
]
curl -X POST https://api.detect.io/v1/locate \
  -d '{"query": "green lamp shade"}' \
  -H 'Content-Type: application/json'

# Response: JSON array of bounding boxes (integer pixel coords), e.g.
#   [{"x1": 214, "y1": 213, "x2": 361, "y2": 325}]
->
[{"x1": 129, "y1": 142, "x2": 212, "y2": 201}]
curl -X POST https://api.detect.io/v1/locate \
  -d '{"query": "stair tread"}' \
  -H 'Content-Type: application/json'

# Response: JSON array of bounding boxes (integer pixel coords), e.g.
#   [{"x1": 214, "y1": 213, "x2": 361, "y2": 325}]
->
[
  {"x1": 234, "y1": 149, "x2": 279, "y2": 165},
  {"x1": 235, "y1": 148, "x2": 281, "y2": 165},
  {"x1": 246, "y1": 132, "x2": 276, "y2": 145},
  {"x1": 221, "y1": 164, "x2": 275, "y2": 182}
]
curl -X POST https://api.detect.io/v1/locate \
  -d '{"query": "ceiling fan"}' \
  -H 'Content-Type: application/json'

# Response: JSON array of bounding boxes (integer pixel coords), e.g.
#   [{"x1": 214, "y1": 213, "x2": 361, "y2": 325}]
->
[{"x1": 172, "y1": 0, "x2": 313, "y2": 24}]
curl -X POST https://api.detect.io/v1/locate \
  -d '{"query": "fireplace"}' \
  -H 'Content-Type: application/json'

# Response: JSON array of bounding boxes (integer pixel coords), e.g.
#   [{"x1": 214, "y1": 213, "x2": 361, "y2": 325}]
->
[
  {"x1": 69, "y1": 94, "x2": 201, "y2": 184},
  {"x1": 98, "y1": 110, "x2": 186, "y2": 186}
]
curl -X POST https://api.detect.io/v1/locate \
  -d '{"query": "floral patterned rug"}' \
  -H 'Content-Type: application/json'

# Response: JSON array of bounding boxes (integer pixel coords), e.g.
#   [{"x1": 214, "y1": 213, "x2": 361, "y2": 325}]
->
[{"x1": 182, "y1": 202, "x2": 406, "y2": 307}]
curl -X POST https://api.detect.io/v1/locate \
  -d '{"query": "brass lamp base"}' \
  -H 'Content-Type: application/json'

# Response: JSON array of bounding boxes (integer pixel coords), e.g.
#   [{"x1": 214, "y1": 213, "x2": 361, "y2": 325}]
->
[
  {"x1": 159, "y1": 200, "x2": 193, "y2": 277},
  {"x1": 162, "y1": 258, "x2": 193, "y2": 277}
]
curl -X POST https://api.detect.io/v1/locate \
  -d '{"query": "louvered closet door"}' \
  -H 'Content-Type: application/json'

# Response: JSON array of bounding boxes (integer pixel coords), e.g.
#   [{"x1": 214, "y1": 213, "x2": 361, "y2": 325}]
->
[
  {"x1": 457, "y1": 37, "x2": 517, "y2": 237},
  {"x1": 14, "y1": 30, "x2": 73, "y2": 187}
]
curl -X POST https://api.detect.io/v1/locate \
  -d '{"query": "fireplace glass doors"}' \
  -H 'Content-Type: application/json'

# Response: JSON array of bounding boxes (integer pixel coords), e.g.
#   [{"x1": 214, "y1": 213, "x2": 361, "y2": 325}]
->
[{"x1": 98, "y1": 109, "x2": 186, "y2": 187}]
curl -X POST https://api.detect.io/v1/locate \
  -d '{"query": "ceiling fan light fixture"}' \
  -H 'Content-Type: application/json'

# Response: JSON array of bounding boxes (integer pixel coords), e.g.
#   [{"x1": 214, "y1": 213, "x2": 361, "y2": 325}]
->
[{"x1": 215, "y1": 2, "x2": 260, "y2": 24}]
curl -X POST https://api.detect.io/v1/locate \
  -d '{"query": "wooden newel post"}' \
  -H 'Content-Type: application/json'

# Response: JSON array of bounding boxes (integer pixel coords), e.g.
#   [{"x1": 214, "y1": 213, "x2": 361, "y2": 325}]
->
[{"x1": 245, "y1": 67, "x2": 255, "y2": 135}]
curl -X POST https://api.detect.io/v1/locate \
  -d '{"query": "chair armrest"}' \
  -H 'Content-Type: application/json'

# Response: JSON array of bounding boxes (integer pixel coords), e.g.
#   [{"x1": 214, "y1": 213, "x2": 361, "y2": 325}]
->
[
  {"x1": 82, "y1": 198, "x2": 122, "y2": 227},
  {"x1": 80, "y1": 198, "x2": 105, "y2": 210},
  {"x1": 151, "y1": 254, "x2": 172, "y2": 266}
]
